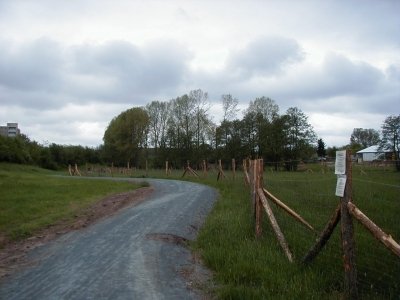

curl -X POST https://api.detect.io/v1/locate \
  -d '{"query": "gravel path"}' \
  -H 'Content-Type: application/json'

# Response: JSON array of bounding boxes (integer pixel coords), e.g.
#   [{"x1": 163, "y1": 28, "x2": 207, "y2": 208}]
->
[{"x1": 0, "y1": 178, "x2": 217, "y2": 299}]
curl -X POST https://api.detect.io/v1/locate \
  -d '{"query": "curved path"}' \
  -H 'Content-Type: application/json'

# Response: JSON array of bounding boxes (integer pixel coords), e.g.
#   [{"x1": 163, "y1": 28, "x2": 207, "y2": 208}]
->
[{"x1": 0, "y1": 178, "x2": 217, "y2": 299}]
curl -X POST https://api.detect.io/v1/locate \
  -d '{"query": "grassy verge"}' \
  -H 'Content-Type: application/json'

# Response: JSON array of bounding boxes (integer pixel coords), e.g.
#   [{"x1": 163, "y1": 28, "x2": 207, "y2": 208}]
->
[
  {"x1": 0, "y1": 163, "x2": 143, "y2": 245},
  {"x1": 183, "y1": 166, "x2": 399, "y2": 299}
]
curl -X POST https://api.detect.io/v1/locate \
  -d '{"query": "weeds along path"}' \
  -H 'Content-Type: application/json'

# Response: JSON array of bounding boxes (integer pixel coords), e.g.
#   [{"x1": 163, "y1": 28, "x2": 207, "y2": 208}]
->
[{"x1": 0, "y1": 178, "x2": 217, "y2": 300}]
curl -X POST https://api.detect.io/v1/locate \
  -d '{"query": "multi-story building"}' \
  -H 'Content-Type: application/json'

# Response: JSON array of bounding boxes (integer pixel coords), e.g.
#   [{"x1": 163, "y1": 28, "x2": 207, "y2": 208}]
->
[{"x1": 0, "y1": 123, "x2": 21, "y2": 137}]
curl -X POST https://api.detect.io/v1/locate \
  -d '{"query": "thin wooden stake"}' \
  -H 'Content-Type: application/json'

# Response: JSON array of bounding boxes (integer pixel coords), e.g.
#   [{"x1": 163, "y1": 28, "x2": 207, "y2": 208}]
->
[
  {"x1": 348, "y1": 202, "x2": 400, "y2": 257},
  {"x1": 243, "y1": 159, "x2": 250, "y2": 185},
  {"x1": 182, "y1": 161, "x2": 199, "y2": 178},
  {"x1": 258, "y1": 188, "x2": 294, "y2": 262},
  {"x1": 74, "y1": 163, "x2": 81, "y2": 176},
  {"x1": 232, "y1": 158, "x2": 236, "y2": 180},
  {"x1": 166, "y1": 161, "x2": 171, "y2": 176},
  {"x1": 203, "y1": 160, "x2": 207, "y2": 177},
  {"x1": 340, "y1": 150, "x2": 358, "y2": 299},
  {"x1": 255, "y1": 159, "x2": 263, "y2": 237},
  {"x1": 263, "y1": 188, "x2": 315, "y2": 232},
  {"x1": 217, "y1": 159, "x2": 226, "y2": 181},
  {"x1": 303, "y1": 203, "x2": 341, "y2": 264},
  {"x1": 252, "y1": 160, "x2": 257, "y2": 217}
]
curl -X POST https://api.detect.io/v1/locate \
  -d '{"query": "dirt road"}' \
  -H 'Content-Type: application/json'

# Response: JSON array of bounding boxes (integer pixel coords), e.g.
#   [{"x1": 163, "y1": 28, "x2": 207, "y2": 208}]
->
[{"x1": 0, "y1": 178, "x2": 217, "y2": 299}]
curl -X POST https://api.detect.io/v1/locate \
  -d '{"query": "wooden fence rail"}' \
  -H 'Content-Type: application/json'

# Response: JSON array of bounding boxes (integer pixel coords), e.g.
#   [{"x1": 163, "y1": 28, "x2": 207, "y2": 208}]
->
[{"x1": 243, "y1": 154, "x2": 399, "y2": 299}]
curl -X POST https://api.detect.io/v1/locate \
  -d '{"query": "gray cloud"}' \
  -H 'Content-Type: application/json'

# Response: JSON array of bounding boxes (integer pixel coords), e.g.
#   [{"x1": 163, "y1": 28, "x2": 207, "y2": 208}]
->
[
  {"x1": 0, "y1": 0, "x2": 399, "y2": 148},
  {"x1": 227, "y1": 36, "x2": 305, "y2": 77},
  {"x1": 321, "y1": 53, "x2": 384, "y2": 96},
  {"x1": 190, "y1": 50, "x2": 397, "y2": 118},
  {"x1": 69, "y1": 40, "x2": 191, "y2": 103},
  {"x1": 0, "y1": 38, "x2": 64, "y2": 92},
  {"x1": 260, "y1": 53, "x2": 387, "y2": 109},
  {"x1": 0, "y1": 39, "x2": 191, "y2": 109}
]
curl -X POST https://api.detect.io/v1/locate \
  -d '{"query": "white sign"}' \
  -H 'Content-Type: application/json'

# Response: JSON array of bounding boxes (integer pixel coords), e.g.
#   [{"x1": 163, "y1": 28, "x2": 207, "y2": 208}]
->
[
  {"x1": 335, "y1": 175, "x2": 347, "y2": 197},
  {"x1": 335, "y1": 150, "x2": 346, "y2": 175}
]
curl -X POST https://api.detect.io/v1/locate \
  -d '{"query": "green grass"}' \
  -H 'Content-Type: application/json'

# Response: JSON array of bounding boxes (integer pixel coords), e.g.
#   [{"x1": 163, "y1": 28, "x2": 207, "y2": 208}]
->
[
  {"x1": 167, "y1": 165, "x2": 399, "y2": 299},
  {"x1": 60, "y1": 164, "x2": 400, "y2": 298},
  {"x1": 2, "y1": 163, "x2": 398, "y2": 298},
  {"x1": 0, "y1": 163, "x2": 143, "y2": 245}
]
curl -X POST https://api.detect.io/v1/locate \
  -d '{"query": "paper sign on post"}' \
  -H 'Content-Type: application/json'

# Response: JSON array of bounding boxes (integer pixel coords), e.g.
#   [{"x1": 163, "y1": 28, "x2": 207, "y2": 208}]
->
[
  {"x1": 335, "y1": 150, "x2": 346, "y2": 175},
  {"x1": 335, "y1": 175, "x2": 347, "y2": 197}
]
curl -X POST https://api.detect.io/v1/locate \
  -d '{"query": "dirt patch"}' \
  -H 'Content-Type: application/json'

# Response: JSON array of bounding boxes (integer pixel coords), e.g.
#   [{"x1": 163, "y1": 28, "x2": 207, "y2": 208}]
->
[
  {"x1": 145, "y1": 232, "x2": 215, "y2": 299},
  {"x1": 182, "y1": 251, "x2": 216, "y2": 299},
  {"x1": 145, "y1": 233, "x2": 190, "y2": 247},
  {"x1": 0, "y1": 186, "x2": 153, "y2": 279}
]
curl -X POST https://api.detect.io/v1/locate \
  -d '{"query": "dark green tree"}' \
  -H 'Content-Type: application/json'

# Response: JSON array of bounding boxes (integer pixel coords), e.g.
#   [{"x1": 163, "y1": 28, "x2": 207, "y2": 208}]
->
[
  {"x1": 103, "y1": 107, "x2": 150, "y2": 166},
  {"x1": 379, "y1": 115, "x2": 400, "y2": 171},
  {"x1": 317, "y1": 138, "x2": 326, "y2": 158},
  {"x1": 283, "y1": 107, "x2": 317, "y2": 170}
]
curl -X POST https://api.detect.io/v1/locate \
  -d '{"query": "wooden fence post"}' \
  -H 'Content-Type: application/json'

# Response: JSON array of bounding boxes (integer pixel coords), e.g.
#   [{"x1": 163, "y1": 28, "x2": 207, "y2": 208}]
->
[
  {"x1": 341, "y1": 150, "x2": 358, "y2": 299},
  {"x1": 203, "y1": 160, "x2": 207, "y2": 177},
  {"x1": 232, "y1": 158, "x2": 236, "y2": 180},
  {"x1": 217, "y1": 159, "x2": 226, "y2": 181},
  {"x1": 255, "y1": 159, "x2": 263, "y2": 238},
  {"x1": 74, "y1": 163, "x2": 81, "y2": 176},
  {"x1": 303, "y1": 203, "x2": 341, "y2": 264},
  {"x1": 251, "y1": 160, "x2": 257, "y2": 217},
  {"x1": 243, "y1": 159, "x2": 250, "y2": 186}
]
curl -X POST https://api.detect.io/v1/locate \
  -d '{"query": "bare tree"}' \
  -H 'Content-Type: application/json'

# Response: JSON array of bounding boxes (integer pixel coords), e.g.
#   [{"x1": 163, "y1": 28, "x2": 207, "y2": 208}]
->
[{"x1": 221, "y1": 94, "x2": 239, "y2": 122}]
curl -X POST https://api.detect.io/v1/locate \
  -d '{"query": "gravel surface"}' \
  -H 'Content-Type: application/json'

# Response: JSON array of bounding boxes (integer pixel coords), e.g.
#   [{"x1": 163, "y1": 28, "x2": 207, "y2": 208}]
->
[{"x1": 0, "y1": 178, "x2": 217, "y2": 299}]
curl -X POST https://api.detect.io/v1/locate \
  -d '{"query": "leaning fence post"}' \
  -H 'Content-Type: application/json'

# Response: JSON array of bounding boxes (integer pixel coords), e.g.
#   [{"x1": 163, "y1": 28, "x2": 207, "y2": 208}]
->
[{"x1": 338, "y1": 150, "x2": 358, "y2": 299}]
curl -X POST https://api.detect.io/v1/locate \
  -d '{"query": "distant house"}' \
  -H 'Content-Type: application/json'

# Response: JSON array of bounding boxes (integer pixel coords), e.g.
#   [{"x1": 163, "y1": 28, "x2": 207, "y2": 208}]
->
[
  {"x1": 0, "y1": 123, "x2": 20, "y2": 137},
  {"x1": 356, "y1": 145, "x2": 391, "y2": 162}
]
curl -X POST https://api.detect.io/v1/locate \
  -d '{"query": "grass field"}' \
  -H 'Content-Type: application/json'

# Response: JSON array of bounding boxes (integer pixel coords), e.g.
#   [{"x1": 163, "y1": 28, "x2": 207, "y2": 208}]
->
[
  {"x1": 188, "y1": 165, "x2": 400, "y2": 299},
  {"x1": 111, "y1": 164, "x2": 399, "y2": 298},
  {"x1": 0, "y1": 163, "x2": 142, "y2": 246},
  {"x1": 1, "y1": 162, "x2": 399, "y2": 298}
]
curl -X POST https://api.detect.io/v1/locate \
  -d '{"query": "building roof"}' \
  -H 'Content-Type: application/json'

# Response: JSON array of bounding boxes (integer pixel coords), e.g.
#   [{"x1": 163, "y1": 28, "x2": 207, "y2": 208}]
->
[{"x1": 356, "y1": 145, "x2": 391, "y2": 154}]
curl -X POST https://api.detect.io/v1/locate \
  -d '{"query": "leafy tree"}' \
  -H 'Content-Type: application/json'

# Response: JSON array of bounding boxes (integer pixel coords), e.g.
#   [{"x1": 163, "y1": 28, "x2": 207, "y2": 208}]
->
[
  {"x1": 215, "y1": 119, "x2": 243, "y2": 161},
  {"x1": 379, "y1": 115, "x2": 400, "y2": 171},
  {"x1": 103, "y1": 107, "x2": 149, "y2": 166},
  {"x1": 317, "y1": 138, "x2": 326, "y2": 158},
  {"x1": 283, "y1": 107, "x2": 316, "y2": 169},
  {"x1": 242, "y1": 97, "x2": 280, "y2": 159},
  {"x1": 221, "y1": 94, "x2": 239, "y2": 122},
  {"x1": 146, "y1": 100, "x2": 170, "y2": 166},
  {"x1": 244, "y1": 96, "x2": 279, "y2": 122},
  {"x1": 265, "y1": 115, "x2": 288, "y2": 169},
  {"x1": 190, "y1": 89, "x2": 211, "y2": 150},
  {"x1": 350, "y1": 128, "x2": 380, "y2": 150}
]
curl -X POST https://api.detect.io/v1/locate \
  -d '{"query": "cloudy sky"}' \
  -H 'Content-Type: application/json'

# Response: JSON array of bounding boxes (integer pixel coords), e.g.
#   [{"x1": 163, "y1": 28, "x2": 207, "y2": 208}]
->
[{"x1": 0, "y1": 0, "x2": 399, "y2": 147}]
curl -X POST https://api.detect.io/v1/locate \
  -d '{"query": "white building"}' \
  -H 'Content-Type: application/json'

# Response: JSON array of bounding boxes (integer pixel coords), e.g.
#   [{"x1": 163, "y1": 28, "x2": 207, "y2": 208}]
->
[
  {"x1": 356, "y1": 145, "x2": 391, "y2": 162},
  {"x1": 0, "y1": 123, "x2": 20, "y2": 137}
]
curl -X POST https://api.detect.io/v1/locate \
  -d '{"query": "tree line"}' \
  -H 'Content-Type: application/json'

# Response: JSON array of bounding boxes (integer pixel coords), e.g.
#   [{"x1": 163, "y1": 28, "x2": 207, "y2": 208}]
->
[
  {"x1": 102, "y1": 90, "x2": 322, "y2": 171},
  {"x1": 0, "y1": 134, "x2": 102, "y2": 170},
  {"x1": 1, "y1": 89, "x2": 398, "y2": 171}
]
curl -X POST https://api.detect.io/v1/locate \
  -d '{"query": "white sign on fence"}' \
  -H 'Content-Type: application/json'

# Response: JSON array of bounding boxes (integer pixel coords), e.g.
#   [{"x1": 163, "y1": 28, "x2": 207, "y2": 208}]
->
[
  {"x1": 335, "y1": 150, "x2": 346, "y2": 175},
  {"x1": 335, "y1": 175, "x2": 347, "y2": 197}
]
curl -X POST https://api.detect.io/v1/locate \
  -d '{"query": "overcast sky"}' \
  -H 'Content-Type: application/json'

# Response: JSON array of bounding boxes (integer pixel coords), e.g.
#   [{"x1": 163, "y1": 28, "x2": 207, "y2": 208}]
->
[{"x1": 0, "y1": 0, "x2": 399, "y2": 148}]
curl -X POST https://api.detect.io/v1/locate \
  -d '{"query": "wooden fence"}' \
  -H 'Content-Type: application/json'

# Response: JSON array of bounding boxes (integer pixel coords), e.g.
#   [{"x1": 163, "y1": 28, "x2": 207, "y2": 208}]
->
[{"x1": 243, "y1": 153, "x2": 400, "y2": 299}]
